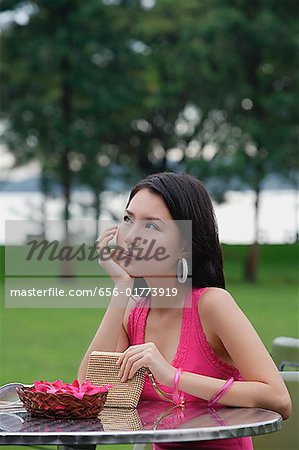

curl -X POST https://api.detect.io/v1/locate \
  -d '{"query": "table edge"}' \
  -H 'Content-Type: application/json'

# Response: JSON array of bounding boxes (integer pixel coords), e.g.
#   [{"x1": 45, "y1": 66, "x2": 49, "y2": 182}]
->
[{"x1": 0, "y1": 410, "x2": 283, "y2": 445}]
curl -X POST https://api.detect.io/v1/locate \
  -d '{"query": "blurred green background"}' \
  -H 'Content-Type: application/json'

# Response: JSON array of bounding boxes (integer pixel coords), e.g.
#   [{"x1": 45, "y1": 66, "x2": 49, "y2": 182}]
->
[{"x1": 0, "y1": 0, "x2": 298, "y2": 448}]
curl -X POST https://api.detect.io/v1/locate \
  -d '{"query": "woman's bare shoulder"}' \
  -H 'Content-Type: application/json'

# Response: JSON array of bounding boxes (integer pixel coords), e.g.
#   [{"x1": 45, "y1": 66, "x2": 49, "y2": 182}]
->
[
  {"x1": 198, "y1": 286, "x2": 256, "y2": 344},
  {"x1": 198, "y1": 287, "x2": 237, "y2": 321}
]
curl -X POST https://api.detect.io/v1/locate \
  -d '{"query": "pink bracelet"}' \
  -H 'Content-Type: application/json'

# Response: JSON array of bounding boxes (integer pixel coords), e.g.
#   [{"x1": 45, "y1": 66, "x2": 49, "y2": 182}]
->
[
  {"x1": 208, "y1": 377, "x2": 235, "y2": 408},
  {"x1": 172, "y1": 367, "x2": 185, "y2": 407}
]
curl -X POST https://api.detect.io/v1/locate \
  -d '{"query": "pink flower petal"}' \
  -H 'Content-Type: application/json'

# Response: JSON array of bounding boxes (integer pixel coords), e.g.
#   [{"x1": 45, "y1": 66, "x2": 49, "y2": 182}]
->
[
  {"x1": 52, "y1": 380, "x2": 64, "y2": 389},
  {"x1": 73, "y1": 391, "x2": 85, "y2": 399},
  {"x1": 31, "y1": 379, "x2": 111, "y2": 399},
  {"x1": 33, "y1": 383, "x2": 49, "y2": 393},
  {"x1": 71, "y1": 379, "x2": 80, "y2": 389}
]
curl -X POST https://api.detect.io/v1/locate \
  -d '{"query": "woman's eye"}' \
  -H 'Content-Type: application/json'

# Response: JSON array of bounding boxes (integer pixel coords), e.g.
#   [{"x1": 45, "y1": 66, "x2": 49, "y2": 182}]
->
[
  {"x1": 145, "y1": 222, "x2": 159, "y2": 230},
  {"x1": 123, "y1": 215, "x2": 132, "y2": 223},
  {"x1": 123, "y1": 215, "x2": 159, "y2": 230}
]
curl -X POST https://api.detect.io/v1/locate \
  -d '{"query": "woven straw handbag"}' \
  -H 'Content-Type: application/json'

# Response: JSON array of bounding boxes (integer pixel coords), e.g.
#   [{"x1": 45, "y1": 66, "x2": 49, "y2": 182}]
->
[
  {"x1": 86, "y1": 351, "x2": 147, "y2": 408},
  {"x1": 86, "y1": 350, "x2": 175, "y2": 409}
]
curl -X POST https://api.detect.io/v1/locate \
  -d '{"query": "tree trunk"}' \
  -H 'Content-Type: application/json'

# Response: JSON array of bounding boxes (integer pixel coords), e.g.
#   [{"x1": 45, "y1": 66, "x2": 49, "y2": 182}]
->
[
  {"x1": 295, "y1": 186, "x2": 299, "y2": 243},
  {"x1": 40, "y1": 165, "x2": 49, "y2": 239},
  {"x1": 61, "y1": 54, "x2": 72, "y2": 242},
  {"x1": 160, "y1": 150, "x2": 168, "y2": 171},
  {"x1": 60, "y1": 52, "x2": 73, "y2": 278},
  {"x1": 62, "y1": 148, "x2": 71, "y2": 230},
  {"x1": 244, "y1": 188, "x2": 260, "y2": 282},
  {"x1": 60, "y1": 146, "x2": 73, "y2": 278},
  {"x1": 94, "y1": 191, "x2": 101, "y2": 240}
]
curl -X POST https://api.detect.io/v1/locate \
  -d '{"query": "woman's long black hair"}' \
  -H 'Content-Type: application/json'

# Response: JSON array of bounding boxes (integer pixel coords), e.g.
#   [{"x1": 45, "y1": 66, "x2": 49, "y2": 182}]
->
[{"x1": 125, "y1": 171, "x2": 225, "y2": 289}]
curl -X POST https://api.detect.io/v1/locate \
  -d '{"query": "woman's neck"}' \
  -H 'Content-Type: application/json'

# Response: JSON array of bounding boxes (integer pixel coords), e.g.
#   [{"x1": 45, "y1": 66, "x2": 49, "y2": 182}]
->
[{"x1": 143, "y1": 277, "x2": 191, "y2": 313}]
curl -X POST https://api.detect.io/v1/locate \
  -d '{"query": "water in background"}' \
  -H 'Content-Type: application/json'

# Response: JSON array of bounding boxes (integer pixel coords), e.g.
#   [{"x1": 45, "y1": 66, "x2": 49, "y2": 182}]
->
[{"x1": 1, "y1": 189, "x2": 298, "y2": 244}]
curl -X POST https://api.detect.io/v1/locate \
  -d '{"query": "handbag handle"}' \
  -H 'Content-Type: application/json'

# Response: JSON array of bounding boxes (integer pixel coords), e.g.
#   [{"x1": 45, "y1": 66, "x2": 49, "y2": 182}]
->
[{"x1": 146, "y1": 369, "x2": 175, "y2": 404}]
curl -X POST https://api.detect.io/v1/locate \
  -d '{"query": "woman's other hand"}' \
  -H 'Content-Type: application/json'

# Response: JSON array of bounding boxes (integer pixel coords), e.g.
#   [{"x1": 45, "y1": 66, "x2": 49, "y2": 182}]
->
[{"x1": 116, "y1": 342, "x2": 176, "y2": 387}]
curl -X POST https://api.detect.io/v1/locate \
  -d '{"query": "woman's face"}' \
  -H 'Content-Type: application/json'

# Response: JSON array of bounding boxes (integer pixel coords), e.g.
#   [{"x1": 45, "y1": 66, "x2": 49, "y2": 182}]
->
[{"x1": 115, "y1": 188, "x2": 186, "y2": 279}]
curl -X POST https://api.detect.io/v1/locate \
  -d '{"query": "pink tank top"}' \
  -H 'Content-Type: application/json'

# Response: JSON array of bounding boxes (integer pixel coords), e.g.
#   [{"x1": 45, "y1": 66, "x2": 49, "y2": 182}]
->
[{"x1": 127, "y1": 286, "x2": 254, "y2": 450}]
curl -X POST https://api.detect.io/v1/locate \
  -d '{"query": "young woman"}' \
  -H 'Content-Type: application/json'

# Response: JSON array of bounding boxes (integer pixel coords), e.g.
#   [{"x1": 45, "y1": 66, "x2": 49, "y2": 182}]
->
[{"x1": 78, "y1": 171, "x2": 291, "y2": 450}]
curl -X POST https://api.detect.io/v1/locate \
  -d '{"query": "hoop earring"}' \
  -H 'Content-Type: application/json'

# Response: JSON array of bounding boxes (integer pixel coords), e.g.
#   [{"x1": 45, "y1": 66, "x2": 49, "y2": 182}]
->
[{"x1": 176, "y1": 257, "x2": 188, "y2": 284}]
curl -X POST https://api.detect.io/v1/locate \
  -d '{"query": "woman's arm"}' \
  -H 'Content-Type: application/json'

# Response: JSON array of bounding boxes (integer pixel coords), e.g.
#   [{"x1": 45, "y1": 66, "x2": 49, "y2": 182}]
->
[
  {"x1": 77, "y1": 224, "x2": 136, "y2": 382},
  {"x1": 77, "y1": 283, "x2": 133, "y2": 383},
  {"x1": 178, "y1": 288, "x2": 292, "y2": 420}
]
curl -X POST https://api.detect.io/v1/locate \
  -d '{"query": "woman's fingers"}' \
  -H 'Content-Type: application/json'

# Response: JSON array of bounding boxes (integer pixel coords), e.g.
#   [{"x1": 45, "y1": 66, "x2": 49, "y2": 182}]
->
[
  {"x1": 96, "y1": 225, "x2": 118, "y2": 239},
  {"x1": 96, "y1": 227, "x2": 118, "y2": 253},
  {"x1": 119, "y1": 352, "x2": 145, "y2": 382},
  {"x1": 126, "y1": 358, "x2": 144, "y2": 381},
  {"x1": 96, "y1": 232, "x2": 115, "y2": 249},
  {"x1": 95, "y1": 225, "x2": 133, "y2": 286},
  {"x1": 117, "y1": 345, "x2": 146, "y2": 378},
  {"x1": 95, "y1": 226, "x2": 118, "y2": 244}
]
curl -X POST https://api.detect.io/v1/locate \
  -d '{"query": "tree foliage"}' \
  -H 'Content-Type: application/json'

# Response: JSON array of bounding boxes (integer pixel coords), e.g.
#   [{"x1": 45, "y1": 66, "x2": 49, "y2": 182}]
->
[
  {"x1": 1, "y1": 0, "x2": 298, "y2": 267},
  {"x1": 0, "y1": 0, "x2": 148, "y2": 229}
]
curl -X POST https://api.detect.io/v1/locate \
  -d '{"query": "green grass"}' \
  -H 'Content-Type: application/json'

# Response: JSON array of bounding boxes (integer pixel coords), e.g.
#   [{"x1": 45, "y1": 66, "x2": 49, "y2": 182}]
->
[
  {"x1": 223, "y1": 244, "x2": 298, "y2": 349},
  {"x1": 0, "y1": 244, "x2": 298, "y2": 450}
]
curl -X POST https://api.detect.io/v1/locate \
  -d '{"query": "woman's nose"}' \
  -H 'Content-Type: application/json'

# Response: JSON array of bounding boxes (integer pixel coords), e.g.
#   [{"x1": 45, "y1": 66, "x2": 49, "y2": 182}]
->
[{"x1": 124, "y1": 228, "x2": 142, "y2": 249}]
